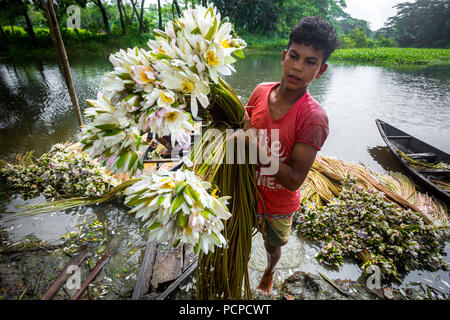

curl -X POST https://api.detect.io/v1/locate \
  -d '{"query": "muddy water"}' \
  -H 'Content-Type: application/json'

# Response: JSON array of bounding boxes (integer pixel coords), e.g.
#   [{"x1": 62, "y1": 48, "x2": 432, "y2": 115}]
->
[{"x1": 0, "y1": 52, "x2": 449, "y2": 298}]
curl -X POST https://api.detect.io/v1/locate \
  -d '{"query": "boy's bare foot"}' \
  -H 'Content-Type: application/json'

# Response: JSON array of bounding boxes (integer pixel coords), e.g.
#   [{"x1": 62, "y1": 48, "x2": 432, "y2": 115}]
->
[{"x1": 256, "y1": 271, "x2": 274, "y2": 294}]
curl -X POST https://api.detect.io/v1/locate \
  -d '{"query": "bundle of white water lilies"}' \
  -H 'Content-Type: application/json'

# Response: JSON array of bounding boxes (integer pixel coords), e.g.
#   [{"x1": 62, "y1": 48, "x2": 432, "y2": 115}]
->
[
  {"x1": 80, "y1": 4, "x2": 246, "y2": 176},
  {"x1": 16, "y1": 4, "x2": 254, "y2": 299},
  {"x1": 79, "y1": 5, "x2": 247, "y2": 257},
  {"x1": 125, "y1": 169, "x2": 231, "y2": 254}
]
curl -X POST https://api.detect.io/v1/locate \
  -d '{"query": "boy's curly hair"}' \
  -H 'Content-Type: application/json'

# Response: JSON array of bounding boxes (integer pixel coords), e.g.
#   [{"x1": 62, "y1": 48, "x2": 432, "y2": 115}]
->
[{"x1": 288, "y1": 16, "x2": 339, "y2": 64}]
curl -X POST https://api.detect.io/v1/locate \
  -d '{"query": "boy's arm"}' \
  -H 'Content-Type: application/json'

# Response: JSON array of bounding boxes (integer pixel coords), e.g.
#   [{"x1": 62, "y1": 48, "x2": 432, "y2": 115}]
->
[
  {"x1": 269, "y1": 142, "x2": 317, "y2": 192},
  {"x1": 241, "y1": 111, "x2": 317, "y2": 191}
]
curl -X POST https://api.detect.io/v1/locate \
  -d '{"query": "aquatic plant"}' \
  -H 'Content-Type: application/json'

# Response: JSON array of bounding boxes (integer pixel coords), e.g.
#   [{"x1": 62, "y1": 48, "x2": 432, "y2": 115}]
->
[
  {"x1": 0, "y1": 143, "x2": 118, "y2": 200},
  {"x1": 330, "y1": 48, "x2": 450, "y2": 65},
  {"x1": 295, "y1": 175, "x2": 448, "y2": 283}
]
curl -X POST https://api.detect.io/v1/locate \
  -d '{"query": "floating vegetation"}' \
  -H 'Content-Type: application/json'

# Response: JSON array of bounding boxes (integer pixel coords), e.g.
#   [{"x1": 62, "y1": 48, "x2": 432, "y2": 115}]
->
[
  {"x1": 295, "y1": 175, "x2": 448, "y2": 283},
  {"x1": 330, "y1": 48, "x2": 450, "y2": 65},
  {"x1": 0, "y1": 143, "x2": 118, "y2": 201},
  {"x1": 302, "y1": 156, "x2": 448, "y2": 225}
]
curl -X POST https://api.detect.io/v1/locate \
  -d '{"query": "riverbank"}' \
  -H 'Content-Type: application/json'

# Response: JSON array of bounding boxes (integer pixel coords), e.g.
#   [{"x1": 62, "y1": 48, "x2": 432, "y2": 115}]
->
[{"x1": 2, "y1": 36, "x2": 449, "y2": 68}]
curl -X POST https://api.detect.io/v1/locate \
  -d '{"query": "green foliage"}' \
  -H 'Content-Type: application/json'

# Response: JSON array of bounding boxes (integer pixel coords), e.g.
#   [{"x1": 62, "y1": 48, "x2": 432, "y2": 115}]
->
[
  {"x1": 349, "y1": 28, "x2": 368, "y2": 48},
  {"x1": 385, "y1": 0, "x2": 450, "y2": 48},
  {"x1": 330, "y1": 47, "x2": 450, "y2": 65}
]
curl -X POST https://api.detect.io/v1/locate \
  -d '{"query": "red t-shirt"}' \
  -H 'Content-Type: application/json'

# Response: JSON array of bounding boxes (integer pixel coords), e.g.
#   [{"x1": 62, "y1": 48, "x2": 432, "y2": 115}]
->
[{"x1": 246, "y1": 82, "x2": 329, "y2": 215}]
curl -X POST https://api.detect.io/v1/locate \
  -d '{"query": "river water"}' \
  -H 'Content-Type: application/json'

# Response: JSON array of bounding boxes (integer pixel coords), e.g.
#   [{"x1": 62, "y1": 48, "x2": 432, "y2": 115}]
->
[{"x1": 0, "y1": 52, "x2": 449, "y2": 297}]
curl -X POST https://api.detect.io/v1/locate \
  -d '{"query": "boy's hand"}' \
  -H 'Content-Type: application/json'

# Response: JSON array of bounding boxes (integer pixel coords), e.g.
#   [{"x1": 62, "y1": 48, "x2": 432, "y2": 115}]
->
[{"x1": 243, "y1": 109, "x2": 252, "y2": 131}]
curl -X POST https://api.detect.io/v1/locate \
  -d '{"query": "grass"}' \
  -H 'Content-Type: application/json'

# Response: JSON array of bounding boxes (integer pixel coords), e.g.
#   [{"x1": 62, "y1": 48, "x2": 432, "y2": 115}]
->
[{"x1": 330, "y1": 48, "x2": 450, "y2": 66}]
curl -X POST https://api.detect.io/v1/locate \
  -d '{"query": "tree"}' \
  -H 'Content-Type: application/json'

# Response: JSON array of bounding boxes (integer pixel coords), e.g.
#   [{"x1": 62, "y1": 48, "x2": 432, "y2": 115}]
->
[
  {"x1": 91, "y1": 0, "x2": 112, "y2": 36},
  {"x1": 349, "y1": 28, "x2": 368, "y2": 48},
  {"x1": 386, "y1": 0, "x2": 450, "y2": 48},
  {"x1": 157, "y1": 0, "x2": 162, "y2": 29},
  {"x1": 117, "y1": 0, "x2": 126, "y2": 35}
]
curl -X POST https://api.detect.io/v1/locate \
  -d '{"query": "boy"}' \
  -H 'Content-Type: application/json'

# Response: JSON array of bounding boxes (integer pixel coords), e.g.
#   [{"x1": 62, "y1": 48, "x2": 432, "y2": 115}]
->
[{"x1": 243, "y1": 16, "x2": 338, "y2": 294}]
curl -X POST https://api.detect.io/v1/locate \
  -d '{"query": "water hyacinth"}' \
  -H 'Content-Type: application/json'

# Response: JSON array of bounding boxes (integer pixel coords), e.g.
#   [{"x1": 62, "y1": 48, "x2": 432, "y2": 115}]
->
[
  {"x1": 0, "y1": 143, "x2": 118, "y2": 200},
  {"x1": 80, "y1": 4, "x2": 246, "y2": 177},
  {"x1": 124, "y1": 169, "x2": 231, "y2": 254},
  {"x1": 295, "y1": 175, "x2": 447, "y2": 283}
]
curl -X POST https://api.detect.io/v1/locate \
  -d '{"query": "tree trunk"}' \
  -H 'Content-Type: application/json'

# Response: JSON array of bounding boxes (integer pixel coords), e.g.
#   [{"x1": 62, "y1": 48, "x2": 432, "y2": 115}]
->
[
  {"x1": 19, "y1": 0, "x2": 38, "y2": 48},
  {"x1": 117, "y1": 0, "x2": 126, "y2": 35},
  {"x1": 130, "y1": 0, "x2": 141, "y2": 26},
  {"x1": 139, "y1": 0, "x2": 145, "y2": 35},
  {"x1": 173, "y1": 0, "x2": 181, "y2": 17},
  {"x1": 157, "y1": 0, "x2": 163, "y2": 30},
  {"x1": 93, "y1": 0, "x2": 112, "y2": 37},
  {"x1": 0, "y1": 24, "x2": 8, "y2": 45},
  {"x1": 122, "y1": 1, "x2": 130, "y2": 25}
]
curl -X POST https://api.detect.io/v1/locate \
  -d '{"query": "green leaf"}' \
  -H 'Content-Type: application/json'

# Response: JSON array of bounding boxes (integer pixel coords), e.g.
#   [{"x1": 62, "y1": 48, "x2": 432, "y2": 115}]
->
[
  {"x1": 137, "y1": 160, "x2": 144, "y2": 170},
  {"x1": 186, "y1": 185, "x2": 200, "y2": 203},
  {"x1": 103, "y1": 129, "x2": 122, "y2": 137},
  {"x1": 127, "y1": 152, "x2": 138, "y2": 171},
  {"x1": 95, "y1": 123, "x2": 120, "y2": 131},
  {"x1": 233, "y1": 49, "x2": 245, "y2": 59},
  {"x1": 116, "y1": 152, "x2": 129, "y2": 169},
  {"x1": 194, "y1": 240, "x2": 200, "y2": 254},
  {"x1": 200, "y1": 210, "x2": 210, "y2": 220},
  {"x1": 81, "y1": 143, "x2": 93, "y2": 152},
  {"x1": 211, "y1": 232, "x2": 222, "y2": 245},
  {"x1": 148, "y1": 221, "x2": 160, "y2": 231},
  {"x1": 175, "y1": 181, "x2": 187, "y2": 195},
  {"x1": 177, "y1": 212, "x2": 189, "y2": 228},
  {"x1": 204, "y1": 17, "x2": 217, "y2": 41},
  {"x1": 190, "y1": 27, "x2": 201, "y2": 35},
  {"x1": 171, "y1": 194, "x2": 185, "y2": 214}
]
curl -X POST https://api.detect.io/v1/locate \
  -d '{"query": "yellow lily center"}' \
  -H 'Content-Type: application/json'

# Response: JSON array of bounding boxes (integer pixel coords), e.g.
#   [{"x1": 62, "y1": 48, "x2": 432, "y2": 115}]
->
[
  {"x1": 221, "y1": 40, "x2": 230, "y2": 48},
  {"x1": 166, "y1": 111, "x2": 179, "y2": 123},
  {"x1": 181, "y1": 80, "x2": 195, "y2": 94},
  {"x1": 206, "y1": 50, "x2": 219, "y2": 66},
  {"x1": 161, "y1": 92, "x2": 174, "y2": 104}
]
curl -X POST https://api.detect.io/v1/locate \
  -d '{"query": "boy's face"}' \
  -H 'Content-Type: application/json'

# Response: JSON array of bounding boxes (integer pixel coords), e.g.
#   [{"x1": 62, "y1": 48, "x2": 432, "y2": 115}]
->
[{"x1": 280, "y1": 42, "x2": 328, "y2": 92}]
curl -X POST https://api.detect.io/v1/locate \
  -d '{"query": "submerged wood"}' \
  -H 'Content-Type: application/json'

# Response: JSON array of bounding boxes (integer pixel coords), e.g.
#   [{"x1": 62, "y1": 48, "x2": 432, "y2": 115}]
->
[
  {"x1": 40, "y1": 246, "x2": 89, "y2": 300},
  {"x1": 150, "y1": 243, "x2": 183, "y2": 288},
  {"x1": 131, "y1": 241, "x2": 157, "y2": 300},
  {"x1": 71, "y1": 233, "x2": 125, "y2": 300}
]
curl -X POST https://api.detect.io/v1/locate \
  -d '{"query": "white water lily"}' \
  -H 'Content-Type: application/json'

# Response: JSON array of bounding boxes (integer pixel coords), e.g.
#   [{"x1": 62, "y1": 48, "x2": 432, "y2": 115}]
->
[
  {"x1": 124, "y1": 169, "x2": 231, "y2": 254},
  {"x1": 160, "y1": 67, "x2": 209, "y2": 118}
]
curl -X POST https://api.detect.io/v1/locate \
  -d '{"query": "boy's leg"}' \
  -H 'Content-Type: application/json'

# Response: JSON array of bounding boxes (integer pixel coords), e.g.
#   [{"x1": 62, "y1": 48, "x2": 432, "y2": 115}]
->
[
  {"x1": 256, "y1": 239, "x2": 281, "y2": 294},
  {"x1": 255, "y1": 213, "x2": 293, "y2": 294}
]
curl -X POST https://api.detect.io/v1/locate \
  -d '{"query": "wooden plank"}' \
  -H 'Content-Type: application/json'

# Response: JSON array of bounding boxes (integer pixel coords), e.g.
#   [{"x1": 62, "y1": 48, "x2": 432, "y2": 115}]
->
[
  {"x1": 150, "y1": 243, "x2": 183, "y2": 289},
  {"x1": 40, "y1": 246, "x2": 89, "y2": 300},
  {"x1": 71, "y1": 233, "x2": 125, "y2": 300},
  {"x1": 183, "y1": 243, "x2": 197, "y2": 272},
  {"x1": 156, "y1": 260, "x2": 198, "y2": 300},
  {"x1": 131, "y1": 241, "x2": 157, "y2": 300},
  {"x1": 386, "y1": 135, "x2": 410, "y2": 139}
]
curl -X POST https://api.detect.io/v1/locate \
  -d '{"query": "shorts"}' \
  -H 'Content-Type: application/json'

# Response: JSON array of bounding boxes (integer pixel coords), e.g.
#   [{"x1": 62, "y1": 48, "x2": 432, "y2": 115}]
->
[{"x1": 256, "y1": 212, "x2": 295, "y2": 247}]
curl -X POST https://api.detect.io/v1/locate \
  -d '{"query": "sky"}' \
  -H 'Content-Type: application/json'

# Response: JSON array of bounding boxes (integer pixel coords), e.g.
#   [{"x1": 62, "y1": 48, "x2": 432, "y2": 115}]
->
[{"x1": 343, "y1": 0, "x2": 414, "y2": 30}]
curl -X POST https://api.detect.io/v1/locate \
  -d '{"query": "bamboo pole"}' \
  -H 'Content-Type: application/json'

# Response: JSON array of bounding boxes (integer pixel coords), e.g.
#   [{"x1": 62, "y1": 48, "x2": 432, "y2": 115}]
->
[{"x1": 39, "y1": 0, "x2": 83, "y2": 127}]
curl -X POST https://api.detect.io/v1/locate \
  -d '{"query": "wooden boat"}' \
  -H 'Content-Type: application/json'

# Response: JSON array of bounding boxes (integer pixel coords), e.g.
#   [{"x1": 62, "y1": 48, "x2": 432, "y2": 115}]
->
[{"x1": 375, "y1": 119, "x2": 450, "y2": 204}]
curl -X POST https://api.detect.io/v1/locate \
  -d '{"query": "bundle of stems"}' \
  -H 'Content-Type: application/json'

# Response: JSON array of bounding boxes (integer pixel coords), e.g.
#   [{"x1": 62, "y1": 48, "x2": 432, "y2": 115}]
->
[{"x1": 188, "y1": 78, "x2": 257, "y2": 299}]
